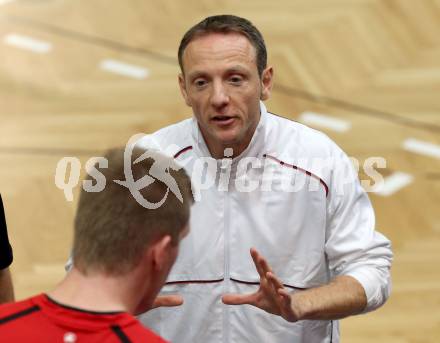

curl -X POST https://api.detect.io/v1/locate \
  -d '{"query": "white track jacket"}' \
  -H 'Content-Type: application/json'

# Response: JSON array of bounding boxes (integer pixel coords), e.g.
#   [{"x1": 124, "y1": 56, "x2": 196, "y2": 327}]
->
[{"x1": 138, "y1": 102, "x2": 392, "y2": 343}]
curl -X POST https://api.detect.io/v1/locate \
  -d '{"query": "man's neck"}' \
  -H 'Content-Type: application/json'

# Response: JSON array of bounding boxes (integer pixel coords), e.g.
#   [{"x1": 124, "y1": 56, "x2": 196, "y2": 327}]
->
[
  {"x1": 48, "y1": 268, "x2": 140, "y2": 314},
  {"x1": 208, "y1": 140, "x2": 251, "y2": 160}
]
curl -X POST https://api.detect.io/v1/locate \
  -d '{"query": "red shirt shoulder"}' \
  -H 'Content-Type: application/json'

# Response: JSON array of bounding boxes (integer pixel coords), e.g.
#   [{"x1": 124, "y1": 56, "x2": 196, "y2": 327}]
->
[
  {"x1": 0, "y1": 294, "x2": 168, "y2": 342},
  {"x1": 0, "y1": 294, "x2": 39, "y2": 318}
]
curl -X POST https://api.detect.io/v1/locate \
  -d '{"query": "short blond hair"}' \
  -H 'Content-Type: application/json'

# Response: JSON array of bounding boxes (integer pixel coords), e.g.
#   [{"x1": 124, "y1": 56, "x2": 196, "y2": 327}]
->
[{"x1": 72, "y1": 147, "x2": 193, "y2": 275}]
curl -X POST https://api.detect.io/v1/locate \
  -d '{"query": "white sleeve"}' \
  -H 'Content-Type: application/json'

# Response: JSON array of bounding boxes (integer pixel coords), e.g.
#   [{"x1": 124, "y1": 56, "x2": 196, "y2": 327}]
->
[{"x1": 325, "y1": 146, "x2": 393, "y2": 313}]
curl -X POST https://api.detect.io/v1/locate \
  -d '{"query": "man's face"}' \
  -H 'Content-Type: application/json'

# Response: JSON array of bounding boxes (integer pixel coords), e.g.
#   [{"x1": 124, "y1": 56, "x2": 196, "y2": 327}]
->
[{"x1": 179, "y1": 32, "x2": 273, "y2": 156}]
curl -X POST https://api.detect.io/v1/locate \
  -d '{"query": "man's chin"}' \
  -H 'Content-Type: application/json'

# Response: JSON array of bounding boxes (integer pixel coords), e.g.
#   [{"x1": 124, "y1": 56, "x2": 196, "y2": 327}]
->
[
  {"x1": 212, "y1": 128, "x2": 240, "y2": 143},
  {"x1": 216, "y1": 135, "x2": 240, "y2": 149}
]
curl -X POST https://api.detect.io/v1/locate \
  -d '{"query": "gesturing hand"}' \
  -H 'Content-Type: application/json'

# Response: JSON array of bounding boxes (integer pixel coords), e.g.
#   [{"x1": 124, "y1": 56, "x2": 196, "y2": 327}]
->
[
  {"x1": 152, "y1": 294, "x2": 184, "y2": 309},
  {"x1": 222, "y1": 248, "x2": 300, "y2": 322}
]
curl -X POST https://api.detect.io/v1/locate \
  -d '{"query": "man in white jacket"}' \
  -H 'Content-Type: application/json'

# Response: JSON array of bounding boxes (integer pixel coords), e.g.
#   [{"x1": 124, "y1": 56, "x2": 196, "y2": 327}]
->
[{"x1": 139, "y1": 14, "x2": 392, "y2": 343}]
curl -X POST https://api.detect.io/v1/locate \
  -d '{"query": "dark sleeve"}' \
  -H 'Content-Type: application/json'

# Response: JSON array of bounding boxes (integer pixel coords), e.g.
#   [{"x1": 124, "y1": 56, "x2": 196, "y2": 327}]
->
[{"x1": 0, "y1": 194, "x2": 13, "y2": 269}]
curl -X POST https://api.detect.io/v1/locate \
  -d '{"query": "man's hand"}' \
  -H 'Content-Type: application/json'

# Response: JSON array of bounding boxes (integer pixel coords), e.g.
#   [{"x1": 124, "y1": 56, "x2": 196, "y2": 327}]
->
[
  {"x1": 222, "y1": 248, "x2": 300, "y2": 322},
  {"x1": 151, "y1": 294, "x2": 184, "y2": 309}
]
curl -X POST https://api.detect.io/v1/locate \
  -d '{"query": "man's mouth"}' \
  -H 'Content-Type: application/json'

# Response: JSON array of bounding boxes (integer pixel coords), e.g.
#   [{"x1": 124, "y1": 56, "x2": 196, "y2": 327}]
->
[{"x1": 211, "y1": 116, "x2": 236, "y2": 125}]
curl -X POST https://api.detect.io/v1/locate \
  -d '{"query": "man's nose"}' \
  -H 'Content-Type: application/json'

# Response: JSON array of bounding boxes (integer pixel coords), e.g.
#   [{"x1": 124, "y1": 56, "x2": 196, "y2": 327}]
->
[{"x1": 210, "y1": 81, "x2": 229, "y2": 108}]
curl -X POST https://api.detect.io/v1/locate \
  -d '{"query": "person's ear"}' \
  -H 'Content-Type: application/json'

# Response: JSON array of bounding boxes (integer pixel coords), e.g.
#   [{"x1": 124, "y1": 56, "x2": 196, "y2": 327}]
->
[
  {"x1": 178, "y1": 74, "x2": 192, "y2": 107},
  {"x1": 260, "y1": 66, "x2": 273, "y2": 101},
  {"x1": 151, "y1": 235, "x2": 174, "y2": 271}
]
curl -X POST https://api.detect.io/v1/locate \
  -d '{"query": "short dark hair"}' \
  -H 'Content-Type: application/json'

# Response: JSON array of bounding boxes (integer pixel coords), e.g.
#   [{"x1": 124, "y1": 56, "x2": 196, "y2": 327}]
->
[
  {"x1": 178, "y1": 14, "x2": 267, "y2": 76},
  {"x1": 73, "y1": 147, "x2": 193, "y2": 276}
]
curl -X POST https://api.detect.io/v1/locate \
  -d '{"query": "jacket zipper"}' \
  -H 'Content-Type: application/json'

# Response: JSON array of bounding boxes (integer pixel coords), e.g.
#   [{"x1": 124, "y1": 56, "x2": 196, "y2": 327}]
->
[{"x1": 220, "y1": 157, "x2": 232, "y2": 343}]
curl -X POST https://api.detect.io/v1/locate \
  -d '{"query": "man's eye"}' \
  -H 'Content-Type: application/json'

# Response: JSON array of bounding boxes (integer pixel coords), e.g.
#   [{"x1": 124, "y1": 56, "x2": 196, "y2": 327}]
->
[
  {"x1": 229, "y1": 76, "x2": 243, "y2": 84},
  {"x1": 194, "y1": 79, "x2": 207, "y2": 87}
]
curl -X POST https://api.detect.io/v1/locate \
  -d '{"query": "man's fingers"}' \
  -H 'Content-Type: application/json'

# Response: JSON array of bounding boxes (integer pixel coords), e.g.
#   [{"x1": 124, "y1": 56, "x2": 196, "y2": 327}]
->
[
  {"x1": 267, "y1": 272, "x2": 290, "y2": 311},
  {"x1": 278, "y1": 288, "x2": 292, "y2": 306},
  {"x1": 277, "y1": 288, "x2": 297, "y2": 320},
  {"x1": 258, "y1": 254, "x2": 274, "y2": 275},
  {"x1": 250, "y1": 248, "x2": 266, "y2": 278},
  {"x1": 266, "y1": 272, "x2": 284, "y2": 290},
  {"x1": 250, "y1": 248, "x2": 274, "y2": 276},
  {"x1": 222, "y1": 293, "x2": 256, "y2": 306},
  {"x1": 152, "y1": 295, "x2": 184, "y2": 308},
  {"x1": 278, "y1": 288, "x2": 290, "y2": 298}
]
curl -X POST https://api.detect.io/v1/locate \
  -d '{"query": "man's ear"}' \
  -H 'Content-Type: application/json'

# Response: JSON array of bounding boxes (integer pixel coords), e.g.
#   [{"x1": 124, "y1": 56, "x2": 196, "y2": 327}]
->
[
  {"x1": 260, "y1": 66, "x2": 274, "y2": 101},
  {"x1": 178, "y1": 74, "x2": 192, "y2": 107},
  {"x1": 151, "y1": 235, "x2": 174, "y2": 271}
]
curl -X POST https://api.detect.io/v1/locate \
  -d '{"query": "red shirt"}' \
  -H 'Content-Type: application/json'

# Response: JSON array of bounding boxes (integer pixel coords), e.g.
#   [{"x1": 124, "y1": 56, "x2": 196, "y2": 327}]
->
[{"x1": 0, "y1": 293, "x2": 167, "y2": 342}]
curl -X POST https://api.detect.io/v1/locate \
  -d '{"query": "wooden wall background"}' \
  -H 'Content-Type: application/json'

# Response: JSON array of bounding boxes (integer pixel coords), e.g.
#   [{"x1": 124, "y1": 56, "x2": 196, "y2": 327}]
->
[{"x1": 0, "y1": 1, "x2": 439, "y2": 341}]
